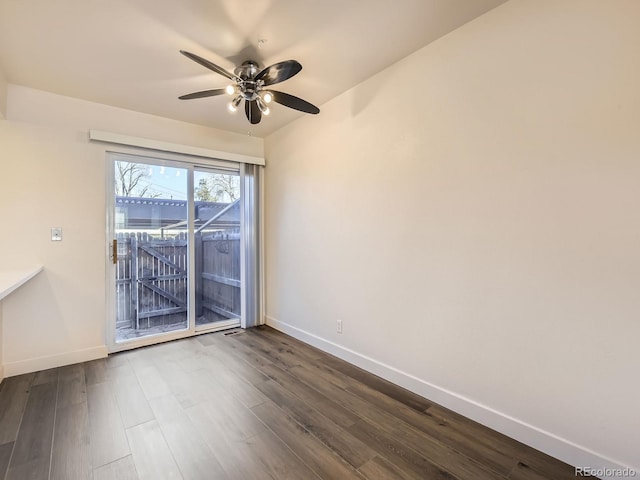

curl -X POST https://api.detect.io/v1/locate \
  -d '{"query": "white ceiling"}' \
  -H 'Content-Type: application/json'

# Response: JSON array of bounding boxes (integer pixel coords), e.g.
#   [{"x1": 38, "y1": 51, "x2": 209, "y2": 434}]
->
[{"x1": 0, "y1": 0, "x2": 506, "y2": 137}]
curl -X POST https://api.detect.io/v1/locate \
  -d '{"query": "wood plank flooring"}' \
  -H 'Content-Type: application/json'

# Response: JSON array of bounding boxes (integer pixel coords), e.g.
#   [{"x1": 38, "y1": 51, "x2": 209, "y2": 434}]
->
[{"x1": 0, "y1": 326, "x2": 581, "y2": 480}]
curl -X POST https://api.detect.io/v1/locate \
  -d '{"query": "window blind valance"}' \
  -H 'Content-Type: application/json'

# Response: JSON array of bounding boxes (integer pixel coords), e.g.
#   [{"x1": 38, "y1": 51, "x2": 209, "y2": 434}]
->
[{"x1": 89, "y1": 130, "x2": 265, "y2": 166}]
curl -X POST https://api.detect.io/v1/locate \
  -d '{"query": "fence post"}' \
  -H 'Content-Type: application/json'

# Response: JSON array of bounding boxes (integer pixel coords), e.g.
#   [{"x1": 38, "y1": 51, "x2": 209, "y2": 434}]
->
[
  {"x1": 131, "y1": 233, "x2": 139, "y2": 330},
  {"x1": 195, "y1": 232, "x2": 203, "y2": 319}
]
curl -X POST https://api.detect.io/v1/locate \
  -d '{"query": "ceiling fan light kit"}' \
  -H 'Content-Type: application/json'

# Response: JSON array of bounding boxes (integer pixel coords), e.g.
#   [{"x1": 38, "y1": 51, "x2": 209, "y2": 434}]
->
[
  {"x1": 179, "y1": 50, "x2": 320, "y2": 125},
  {"x1": 228, "y1": 94, "x2": 243, "y2": 112}
]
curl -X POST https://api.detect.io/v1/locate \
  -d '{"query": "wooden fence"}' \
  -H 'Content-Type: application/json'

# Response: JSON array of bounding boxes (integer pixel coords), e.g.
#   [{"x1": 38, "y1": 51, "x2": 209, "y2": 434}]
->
[{"x1": 115, "y1": 230, "x2": 240, "y2": 331}]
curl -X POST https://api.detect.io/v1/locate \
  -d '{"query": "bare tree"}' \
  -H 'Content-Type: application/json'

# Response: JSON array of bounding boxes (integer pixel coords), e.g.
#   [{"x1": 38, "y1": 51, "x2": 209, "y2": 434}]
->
[
  {"x1": 208, "y1": 174, "x2": 240, "y2": 202},
  {"x1": 115, "y1": 162, "x2": 157, "y2": 197},
  {"x1": 194, "y1": 174, "x2": 239, "y2": 202},
  {"x1": 195, "y1": 178, "x2": 213, "y2": 201}
]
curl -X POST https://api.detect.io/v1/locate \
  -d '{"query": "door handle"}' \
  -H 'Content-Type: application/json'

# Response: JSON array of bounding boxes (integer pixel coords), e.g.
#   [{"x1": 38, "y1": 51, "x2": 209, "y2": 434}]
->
[{"x1": 113, "y1": 239, "x2": 118, "y2": 265}]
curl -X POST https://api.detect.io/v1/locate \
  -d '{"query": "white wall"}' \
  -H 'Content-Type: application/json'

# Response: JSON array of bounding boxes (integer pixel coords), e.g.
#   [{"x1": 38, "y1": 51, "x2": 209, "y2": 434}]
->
[
  {"x1": 0, "y1": 68, "x2": 7, "y2": 118},
  {"x1": 0, "y1": 85, "x2": 263, "y2": 375},
  {"x1": 6, "y1": 85, "x2": 263, "y2": 157},
  {"x1": 264, "y1": 0, "x2": 640, "y2": 474}
]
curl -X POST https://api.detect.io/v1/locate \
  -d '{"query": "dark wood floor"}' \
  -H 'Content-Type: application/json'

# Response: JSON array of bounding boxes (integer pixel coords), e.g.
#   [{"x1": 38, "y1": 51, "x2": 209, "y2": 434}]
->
[{"x1": 0, "y1": 326, "x2": 580, "y2": 480}]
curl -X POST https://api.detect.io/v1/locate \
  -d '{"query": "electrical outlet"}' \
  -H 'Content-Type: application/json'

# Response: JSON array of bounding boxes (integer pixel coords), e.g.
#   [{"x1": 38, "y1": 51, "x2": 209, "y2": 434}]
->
[{"x1": 337, "y1": 319, "x2": 343, "y2": 334}]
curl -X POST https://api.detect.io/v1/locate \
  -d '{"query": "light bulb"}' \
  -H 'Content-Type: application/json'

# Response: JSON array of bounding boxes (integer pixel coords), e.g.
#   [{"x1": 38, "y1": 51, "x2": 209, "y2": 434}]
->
[
  {"x1": 228, "y1": 94, "x2": 243, "y2": 113},
  {"x1": 256, "y1": 97, "x2": 270, "y2": 115},
  {"x1": 262, "y1": 92, "x2": 273, "y2": 104},
  {"x1": 225, "y1": 85, "x2": 236, "y2": 95}
]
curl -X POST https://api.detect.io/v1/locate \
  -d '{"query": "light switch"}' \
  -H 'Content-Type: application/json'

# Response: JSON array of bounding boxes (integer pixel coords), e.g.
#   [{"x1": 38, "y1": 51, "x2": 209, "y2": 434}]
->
[{"x1": 51, "y1": 227, "x2": 62, "y2": 241}]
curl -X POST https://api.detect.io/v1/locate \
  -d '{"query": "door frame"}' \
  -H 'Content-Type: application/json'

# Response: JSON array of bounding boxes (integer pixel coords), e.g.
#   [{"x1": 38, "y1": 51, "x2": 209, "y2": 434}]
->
[{"x1": 105, "y1": 147, "x2": 249, "y2": 353}]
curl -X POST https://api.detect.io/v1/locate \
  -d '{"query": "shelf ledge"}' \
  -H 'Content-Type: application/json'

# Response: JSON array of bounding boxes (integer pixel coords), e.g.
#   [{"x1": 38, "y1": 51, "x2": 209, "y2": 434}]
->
[{"x1": 0, "y1": 266, "x2": 44, "y2": 301}]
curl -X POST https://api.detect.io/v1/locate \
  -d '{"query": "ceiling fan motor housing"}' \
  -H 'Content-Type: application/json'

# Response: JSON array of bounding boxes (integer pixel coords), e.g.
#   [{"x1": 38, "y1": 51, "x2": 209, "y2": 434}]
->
[
  {"x1": 234, "y1": 60, "x2": 260, "y2": 79},
  {"x1": 234, "y1": 61, "x2": 262, "y2": 101}
]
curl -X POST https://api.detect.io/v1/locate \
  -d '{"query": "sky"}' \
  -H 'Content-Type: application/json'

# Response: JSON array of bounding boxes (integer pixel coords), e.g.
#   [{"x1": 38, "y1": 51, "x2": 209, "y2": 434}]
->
[
  {"x1": 117, "y1": 161, "x2": 237, "y2": 201},
  {"x1": 143, "y1": 164, "x2": 188, "y2": 200}
]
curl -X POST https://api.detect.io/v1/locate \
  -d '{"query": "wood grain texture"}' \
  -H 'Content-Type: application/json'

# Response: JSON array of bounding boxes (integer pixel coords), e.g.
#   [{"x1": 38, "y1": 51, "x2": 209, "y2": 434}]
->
[
  {"x1": 348, "y1": 418, "x2": 457, "y2": 480},
  {"x1": 346, "y1": 380, "x2": 517, "y2": 475},
  {"x1": 185, "y1": 401, "x2": 280, "y2": 480},
  {"x1": 132, "y1": 365, "x2": 172, "y2": 400},
  {"x1": 105, "y1": 351, "x2": 132, "y2": 370},
  {"x1": 256, "y1": 326, "x2": 431, "y2": 411},
  {"x1": 508, "y1": 461, "x2": 581, "y2": 480},
  {"x1": 125, "y1": 420, "x2": 182, "y2": 480},
  {"x1": 6, "y1": 382, "x2": 57, "y2": 480},
  {"x1": 255, "y1": 378, "x2": 376, "y2": 469},
  {"x1": 84, "y1": 359, "x2": 108, "y2": 386},
  {"x1": 156, "y1": 361, "x2": 211, "y2": 409},
  {"x1": 285, "y1": 364, "x2": 504, "y2": 479},
  {"x1": 358, "y1": 455, "x2": 416, "y2": 480},
  {"x1": 50, "y1": 403, "x2": 91, "y2": 480},
  {"x1": 149, "y1": 394, "x2": 228, "y2": 480},
  {"x1": 109, "y1": 366, "x2": 155, "y2": 428},
  {"x1": 249, "y1": 430, "x2": 321, "y2": 480},
  {"x1": 93, "y1": 455, "x2": 139, "y2": 480},
  {"x1": 226, "y1": 337, "x2": 360, "y2": 428},
  {"x1": 57, "y1": 364, "x2": 87, "y2": 408},
  {"x1": 186, "y1": 393, "x2": 266, "y2": 444},
  {"x1": 251, "y1": 400, "x2": 363, "y2": 480},
  {"x1": 32, "y1": 368, "x2": 60, "y2": 386},
  {"x1": 87, "y1": 382, "x2": 130, "y2": 468},
  {"x1": 426, "y1": 405, "x2": 577, "y2": 480},
  {"x1": 0, "y1": 326, "x2": 583, "y2": 480},
  {"x1": 0, "y1": 374, "x2": 34, "y2": 444},
  {"x1": 0, "y1": 441, "x2": 14, "y2": 479}
]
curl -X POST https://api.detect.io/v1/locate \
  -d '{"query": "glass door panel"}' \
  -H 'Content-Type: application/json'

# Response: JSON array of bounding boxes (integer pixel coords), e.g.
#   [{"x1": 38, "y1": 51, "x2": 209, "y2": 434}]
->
[
  {"x1": 114, "y1": 158, "x2": 189, "y2": 343},
  {"x1": 193, "y1": 168, "x2": 242, "y2": 330}
]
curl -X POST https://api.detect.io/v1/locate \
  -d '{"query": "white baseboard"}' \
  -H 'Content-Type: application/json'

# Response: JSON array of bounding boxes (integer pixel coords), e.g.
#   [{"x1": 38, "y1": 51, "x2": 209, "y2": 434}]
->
[
  {"x1": 0, "y1": 364, "x2": 4, "y2": 383},
  {"x1": 3, "y1": 345, "x2": 108, "y2": 377},
  {"x1": 266, "y1": 316, "x2": 638, "y2": 479}
]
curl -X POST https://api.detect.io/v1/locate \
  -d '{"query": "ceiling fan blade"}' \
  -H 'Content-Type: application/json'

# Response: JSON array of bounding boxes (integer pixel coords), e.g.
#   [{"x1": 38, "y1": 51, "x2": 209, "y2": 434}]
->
[
  {"x1": 255, "y1": 60, "x2": 302, "y2": 86},
  {"x1": 245, "y1": 100, "x2": 262, "y2": 124},
  {"x1": 268, "y1": 90, "x2": 320, "y2": 114},
  {"x1": 178, "y1": 88, "x2": 226, "y2": 100},
  {"x1": 180, "y1": 50, "x2": 239, "y2": 82}
]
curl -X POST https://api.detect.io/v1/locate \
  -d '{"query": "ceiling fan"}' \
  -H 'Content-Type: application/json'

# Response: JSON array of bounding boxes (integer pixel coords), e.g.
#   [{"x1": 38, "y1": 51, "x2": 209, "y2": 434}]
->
[{"x1": 178, "y1": 50, "x2": 320, "y2": 125}]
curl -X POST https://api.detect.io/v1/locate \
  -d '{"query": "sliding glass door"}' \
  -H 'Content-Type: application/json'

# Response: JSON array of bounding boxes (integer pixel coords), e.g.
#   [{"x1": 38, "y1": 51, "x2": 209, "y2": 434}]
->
[
  {"x1": 108, "y1": 152, "x2": 255, "y2": 351},
  {"x1": 193, "y1": 168, "x2": 242, "y2": 331},
  {"x1": 113, "y1": 159, "x2": 190, "y2": 342}
]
